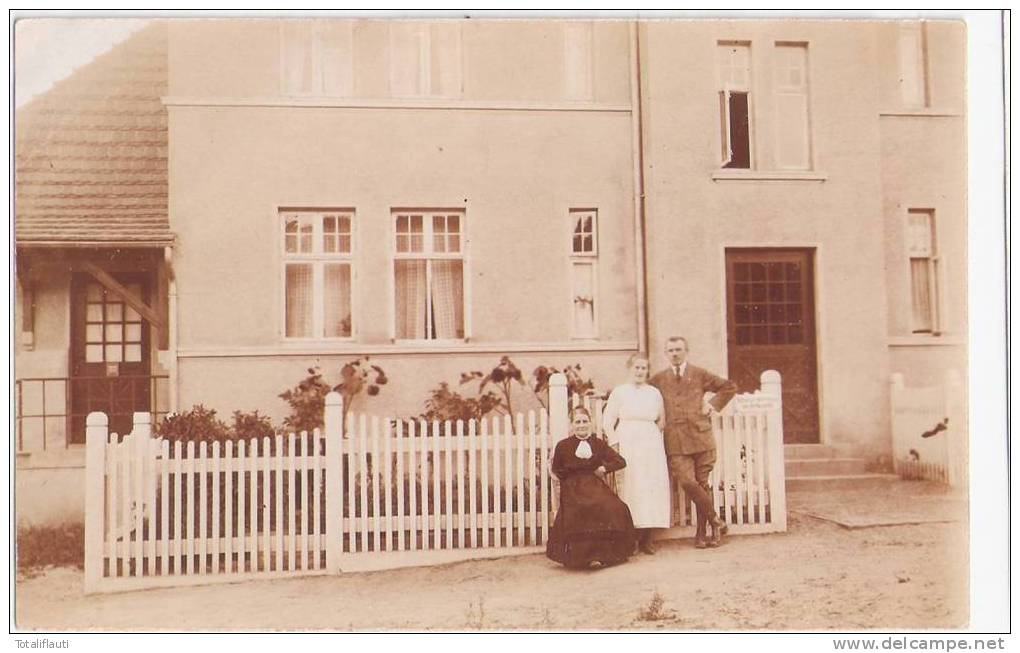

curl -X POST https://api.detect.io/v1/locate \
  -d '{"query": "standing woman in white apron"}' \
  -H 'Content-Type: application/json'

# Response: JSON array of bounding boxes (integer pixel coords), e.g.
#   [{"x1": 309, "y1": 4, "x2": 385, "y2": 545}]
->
[{"x1": 602, "y1": 353, "x2": 671, "y2": 553}]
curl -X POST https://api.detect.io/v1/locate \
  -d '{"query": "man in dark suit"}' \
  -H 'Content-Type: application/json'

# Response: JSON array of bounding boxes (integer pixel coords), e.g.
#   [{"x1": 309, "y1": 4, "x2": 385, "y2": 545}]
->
[{"x1": 649, "y1": 336, "x2": 738, "y2": 549}]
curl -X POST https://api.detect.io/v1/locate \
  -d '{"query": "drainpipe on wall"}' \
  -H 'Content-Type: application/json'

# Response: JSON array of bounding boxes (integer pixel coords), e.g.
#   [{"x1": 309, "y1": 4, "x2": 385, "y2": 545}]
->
[
  {"x1": 629, "y1": 21, "x2": 649, "y2": 355},
  {"x1": 164, "y1": 245, "x2": 179, "y2": 413}
]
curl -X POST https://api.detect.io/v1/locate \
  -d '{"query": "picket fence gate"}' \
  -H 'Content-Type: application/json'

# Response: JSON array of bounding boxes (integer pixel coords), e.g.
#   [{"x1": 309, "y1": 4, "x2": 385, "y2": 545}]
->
[
  {"x1": 889, "y1": 370, "x2": 967, "y2": 486},
  {"x1": 84, "y1": 371, "x2": 787, "y2": 593}
]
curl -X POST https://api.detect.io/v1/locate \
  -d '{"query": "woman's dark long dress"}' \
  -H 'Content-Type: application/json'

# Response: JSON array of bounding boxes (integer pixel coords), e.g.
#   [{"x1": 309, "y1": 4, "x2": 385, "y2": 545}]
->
[{"x1": 545, "y1": 435, "x2": 636, "y2": 569}]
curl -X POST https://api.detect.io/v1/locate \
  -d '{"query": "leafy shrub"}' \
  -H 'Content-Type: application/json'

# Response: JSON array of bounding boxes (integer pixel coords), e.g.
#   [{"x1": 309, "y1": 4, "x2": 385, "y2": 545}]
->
[
  {"x1": 155, "y1": 405, "x2": 232, "y2": 442},
  {"x1": 231, "y1": 410, "x2": 277, "y2": 440},
  {"x1": 279, "y1": 359, "x2": 388, "y2": 432},
  {"x1": 154, "y1": 406, "x2": 279, "y2": 442},
  {"x1": 417, "y1": 356, "x2": 604, "y2": 434},
  {"x1": 17, "y1": 522, "x2": 84, "y2": 573}
]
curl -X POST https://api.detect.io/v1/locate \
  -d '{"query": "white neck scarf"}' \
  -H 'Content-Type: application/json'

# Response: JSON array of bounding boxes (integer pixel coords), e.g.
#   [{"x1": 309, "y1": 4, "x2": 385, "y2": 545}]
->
[{"x1": 574, "y1": 438, "x2": 593, "y2": 459}]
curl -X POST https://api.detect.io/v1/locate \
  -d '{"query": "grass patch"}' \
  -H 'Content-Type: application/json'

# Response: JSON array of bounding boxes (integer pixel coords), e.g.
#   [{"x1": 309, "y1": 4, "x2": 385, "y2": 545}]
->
[
  {"x1": 636, "y1": 591, "x2": 675, "y2": 622},
  {"x1": 17, "y1": 523, "x2": 85, "y2": 574}
]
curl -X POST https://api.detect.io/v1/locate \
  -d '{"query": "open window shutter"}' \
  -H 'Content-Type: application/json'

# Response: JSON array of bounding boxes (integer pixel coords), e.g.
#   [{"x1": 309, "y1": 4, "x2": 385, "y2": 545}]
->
[{"x1": 719, "y1": 89, "x2": 731, "y2": 164}]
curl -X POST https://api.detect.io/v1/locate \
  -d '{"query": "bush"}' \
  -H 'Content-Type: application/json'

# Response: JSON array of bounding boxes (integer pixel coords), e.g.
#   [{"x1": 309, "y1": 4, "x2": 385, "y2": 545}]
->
[
  {"x1": 155, "y1": 406, "x2": 279, "y2": 442},
  {"x1": 155, "y1": 405, "x2": 232, "y2": 442},
  {"x1": 17, "y1": 523, "x2": 84, "y2": 572},
  {"x1": 279, "y1": 360, "x2": 388, "y2": 432}
]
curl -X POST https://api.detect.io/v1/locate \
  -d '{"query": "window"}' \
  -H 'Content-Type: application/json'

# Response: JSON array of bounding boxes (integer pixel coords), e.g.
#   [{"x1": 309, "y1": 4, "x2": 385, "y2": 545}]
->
[
  {"x1": 563, "y1": 22, "x2": 593, "y2": 101},
  {"x1": 717, "y1": 41, "x2": 753, "y2": 169},
  {"x1": 389, "y1": 22, "x2": 462, "y2": 98},
  {"x1": 84, "y1": 281, "x2": 144, "y2": 363},
  {"x1": 282, "y1": 209, "x2": 354, "y2": 339},
  {"x1": 898, "y1": 22, "x2": 928, "y2": 108},
  {"x1": 906, "y1": 209, "x2": 940, "y2": 334},
  {"x1": 281, "y1": 21, "x2": 354, "y2": 96},
  {"x1": 393, "y1": 211, "x2": 466, "y2": 340},
  {"x1": 773, "y1": 42, "x2": 812, "y2": 170},
  {"x1": 569, "y1": 209, "x2": 598, "y2": 338}
]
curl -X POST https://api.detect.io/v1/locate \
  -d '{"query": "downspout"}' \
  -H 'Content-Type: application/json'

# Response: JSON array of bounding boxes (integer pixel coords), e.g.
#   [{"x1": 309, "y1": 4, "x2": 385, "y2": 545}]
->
[
  {"x1": 629, "y1": 22, "x2": 649, "y2": 354},
  {"x1": 164, "y1": 246, "x2": 179, "y2": 413}
]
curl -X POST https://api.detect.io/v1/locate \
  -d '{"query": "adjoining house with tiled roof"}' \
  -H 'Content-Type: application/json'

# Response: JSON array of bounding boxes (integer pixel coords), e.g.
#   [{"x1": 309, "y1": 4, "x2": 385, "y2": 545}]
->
[{"x1": 15, "y1": 23, "x2": 175, "y2": 525}]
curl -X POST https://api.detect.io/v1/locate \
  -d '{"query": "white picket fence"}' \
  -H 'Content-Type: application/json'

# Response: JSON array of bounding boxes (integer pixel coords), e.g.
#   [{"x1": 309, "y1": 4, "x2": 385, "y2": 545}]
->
[
  {"x1": 890, "y1": 370, "x2": 967, "y2": 486},
  {"x1": 84, "y1": 371, "x2": 787, "y2": 593}
]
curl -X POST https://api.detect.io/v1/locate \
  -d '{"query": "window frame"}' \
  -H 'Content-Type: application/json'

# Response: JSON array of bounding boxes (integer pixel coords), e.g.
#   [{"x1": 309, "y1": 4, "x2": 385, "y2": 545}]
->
[
  {"x1": 716, "y1": 41, "x2": 755, "y2": 170},
  {"x1": 563, "y1": 21, "x2": 594, "y2": 101},
  {"x1": 772, "y1": 41, "x2": 814, "y2": 172},
  {"x1": 905, "y1": 208, "x2": 942, "y2": 335},
  {"x1": 897, "y1": 22, "x2": 930, "y2": 109},
  {"x1": 279, "y1": 21, "x2": 355, "y2": 98},
  {"x1": 389, "y1": 208, "x2": 470, "y2": 343},
  {"x1": 388, "y1": 22, "x2": 463, "y2": 99},
  {"x1": 279, "y1": 208, "x2": 357, "y2": 342},
  {"x1": 568, "y1": 208, "x2": 600, "y2": 339}
]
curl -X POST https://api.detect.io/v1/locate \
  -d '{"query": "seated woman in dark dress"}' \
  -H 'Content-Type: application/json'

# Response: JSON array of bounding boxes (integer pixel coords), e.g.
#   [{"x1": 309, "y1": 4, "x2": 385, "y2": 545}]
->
[{"x1": 546, "y1": 407, "x2": 636, "y2": 569}]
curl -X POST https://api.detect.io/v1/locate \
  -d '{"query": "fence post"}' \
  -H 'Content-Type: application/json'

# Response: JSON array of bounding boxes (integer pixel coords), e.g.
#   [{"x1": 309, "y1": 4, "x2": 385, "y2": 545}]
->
[
  {"x1": 889, "y1": 373, "x2": 905, "y2": 474},
  {"x1": 324, "y1": 391, "x2": 343, "y2": 574},
  {"x1": 84, "y1": 411, "x2": 108, "y2": 594},
  {"x1": 549, "y1": 373, "x2": 569, "y2": 444},
  {"x1": 943, "y1": 369, "x2": 965, "y2": 487},
  {"x1": 761, "y1": 370, "x2": 787, "y2": 531}
]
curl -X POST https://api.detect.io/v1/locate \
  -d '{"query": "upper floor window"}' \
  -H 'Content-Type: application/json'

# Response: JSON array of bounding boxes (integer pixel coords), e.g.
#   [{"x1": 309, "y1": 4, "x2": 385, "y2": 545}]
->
[
  {"x1": 898, "y1": 22, "x2": 929, "y2": 108},
  {"x1": 563, "y1": 22, "x2": 594, "y2": 101},
  {"x1": 906, "y1": 209, "x2": 941, "y2": 334},
  {"x1": 282, "y1": 209, "x2": 355, "y2": 339},
  {"x1": 393, "y1": 210, "x2": 466, "y2": 341},
  {"x1": 281, "y1": 21, "x2": 354, "y2": 97},
  {"x1": 717, "y1": 41, "x2": 753, "y2": 169},
  {"x1": 773, "y1": 42, "x2": 812, "y2": 170},
  {"x1": 389, "y1": 22, "x2": 462, "y2": 98}
]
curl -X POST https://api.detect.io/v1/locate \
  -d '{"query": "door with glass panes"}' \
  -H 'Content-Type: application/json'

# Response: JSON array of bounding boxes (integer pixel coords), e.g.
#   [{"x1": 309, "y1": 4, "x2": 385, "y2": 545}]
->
[
  {"x1": 69, "y1": 273, "x2": 151, "y2": 443},
  {"x1": 725, "y1": 249, "x2": 820, "y2": 443}
]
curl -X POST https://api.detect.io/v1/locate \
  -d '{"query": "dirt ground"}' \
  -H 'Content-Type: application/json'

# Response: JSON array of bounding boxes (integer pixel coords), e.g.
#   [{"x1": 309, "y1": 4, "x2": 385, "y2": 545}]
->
[{"x1": 15, "y1": 482, "x2": 969, "y2": 632}]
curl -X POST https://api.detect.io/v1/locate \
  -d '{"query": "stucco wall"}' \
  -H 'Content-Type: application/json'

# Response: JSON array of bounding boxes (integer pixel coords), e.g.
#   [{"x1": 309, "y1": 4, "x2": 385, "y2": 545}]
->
[
  {"x1": 639, "y1": 21, "x2": 893, "y2": 449},
  {"x1": 168, "y1": 19, "x2": 632, "y2": 105}
]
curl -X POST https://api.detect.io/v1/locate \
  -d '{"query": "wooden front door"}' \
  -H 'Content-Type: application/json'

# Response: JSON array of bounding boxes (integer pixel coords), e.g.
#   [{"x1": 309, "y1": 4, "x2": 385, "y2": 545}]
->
[
  {"x1": 69, "y1": 273, "x2": 152, "y2": 443},
  {"x1": 725, "y1": 249, "x2": 820, "y2": 443}
]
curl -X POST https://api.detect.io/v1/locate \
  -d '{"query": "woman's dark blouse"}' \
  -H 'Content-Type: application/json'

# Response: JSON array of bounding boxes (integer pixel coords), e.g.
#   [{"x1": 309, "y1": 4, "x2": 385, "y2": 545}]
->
[{"x1": 552, "y1": 435, "x2": 627, "y2": 480}]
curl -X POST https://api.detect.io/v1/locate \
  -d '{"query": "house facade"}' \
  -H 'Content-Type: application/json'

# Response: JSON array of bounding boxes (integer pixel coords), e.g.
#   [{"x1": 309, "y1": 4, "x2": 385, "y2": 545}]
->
[{"x1": 13, "y1": 18, "x2": 967, "y2": 525}]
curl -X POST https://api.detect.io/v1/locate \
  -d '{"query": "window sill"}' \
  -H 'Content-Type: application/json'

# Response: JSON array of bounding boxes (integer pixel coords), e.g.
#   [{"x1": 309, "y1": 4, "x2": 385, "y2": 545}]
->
[
  {"x1": 888, "y1": 335, "x2": 965, "y2": 347},
  {"x1": 178, "y1": 341, "x2": 639, "y2": 358},
  {"x1": 879, "y1": 108, "x2": 964, "y2": 118},
  {"x1": 711, "y1": 170, "x2": 828, "y2": 182}
]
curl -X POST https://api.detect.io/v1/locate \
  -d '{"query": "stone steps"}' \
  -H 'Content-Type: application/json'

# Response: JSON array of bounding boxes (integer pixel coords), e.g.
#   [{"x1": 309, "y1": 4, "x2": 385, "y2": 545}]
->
[{"x1": 784, "y1": 443, "x2": 896, "y2": 491}]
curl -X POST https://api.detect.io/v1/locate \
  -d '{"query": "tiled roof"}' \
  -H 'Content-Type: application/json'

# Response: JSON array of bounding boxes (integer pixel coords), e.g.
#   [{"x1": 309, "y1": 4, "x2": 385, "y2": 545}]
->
[{"x1": 15, "y1": 22, "x2": 172, "y2": 247}]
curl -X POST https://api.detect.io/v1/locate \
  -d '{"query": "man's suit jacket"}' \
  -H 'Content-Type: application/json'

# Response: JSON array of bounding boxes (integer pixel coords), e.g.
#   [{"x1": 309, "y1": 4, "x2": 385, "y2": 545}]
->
[{"x1": 649, "y1": 364, "x2": 738, "y2": 456}]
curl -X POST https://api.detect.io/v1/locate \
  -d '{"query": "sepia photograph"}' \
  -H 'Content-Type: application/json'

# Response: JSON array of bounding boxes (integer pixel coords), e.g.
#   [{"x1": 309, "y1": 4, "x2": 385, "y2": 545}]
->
[{"x1": 7, "y1": 8, "x2": 1009, "y2": 641}]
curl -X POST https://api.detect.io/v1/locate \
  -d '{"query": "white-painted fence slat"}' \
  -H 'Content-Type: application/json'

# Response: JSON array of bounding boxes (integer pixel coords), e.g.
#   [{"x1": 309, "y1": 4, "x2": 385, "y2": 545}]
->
[
  {"x1": 395, "y1": 420, "x2": 406, "y2": 552},
  {"x1": 287, "y1": 433, "x2": 297, "y2": 571},
  {"x1": 468, "y1": 419, "x2": 478, "y2": 548},
  {"x1": 224, "y1": 440, "x2": 233, "y2": 574},
  {"x1": 383, "y1": 420, "x2": 393, "y2": 552},
  {"x1": 212, "y1": 441, "x2": 221, "y2": 573}
]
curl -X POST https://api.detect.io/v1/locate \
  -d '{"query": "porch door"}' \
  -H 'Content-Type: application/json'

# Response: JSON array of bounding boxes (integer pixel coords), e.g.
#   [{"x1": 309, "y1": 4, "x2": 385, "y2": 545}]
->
[
  {"x1": 69, "y1": 273, "x2": 152, "y2": 443},
  {"x1": 725, "y1": 249, "x2": 820, "y2": 443}
]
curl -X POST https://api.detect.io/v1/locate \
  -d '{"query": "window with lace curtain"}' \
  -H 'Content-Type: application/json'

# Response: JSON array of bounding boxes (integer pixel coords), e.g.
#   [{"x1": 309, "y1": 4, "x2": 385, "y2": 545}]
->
[
  {"x1": 570, "y1": 209, "x2": 598, "y2": 339},
  {"x1": 282, "y1": 209, "x2": 355, "y2": 339},
  {"x1": 906, "y1": 209, "x2": 940, "y2": 334},
  {"x1": 393, "y1": 210, "x2": 466, "y2": 341}
]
